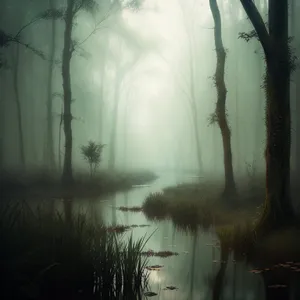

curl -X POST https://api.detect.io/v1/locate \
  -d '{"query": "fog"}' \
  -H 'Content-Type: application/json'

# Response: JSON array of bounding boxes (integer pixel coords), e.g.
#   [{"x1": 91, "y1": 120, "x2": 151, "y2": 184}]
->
[
  {"x1": 0, "y1": 0, "x2": 278, "y2": 176},
  {"x1": 1, "y1": 1, "x2": 300, "y2": 299}
]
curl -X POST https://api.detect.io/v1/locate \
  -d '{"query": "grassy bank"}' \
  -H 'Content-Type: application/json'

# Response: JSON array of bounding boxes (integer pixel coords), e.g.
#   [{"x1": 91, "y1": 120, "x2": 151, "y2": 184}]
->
[
  {"x1": 141, "y1": 177, "x2": 300, "y2": 264},
  {"x1": 0, "y1": 169, "x2": 158, "y2": 199},
  {"x1": 0, "y1": 201, "x2": 150, "y2": 299},
  {"x1": 142, "y1": 178, "x2": 265, "y2": 231}
]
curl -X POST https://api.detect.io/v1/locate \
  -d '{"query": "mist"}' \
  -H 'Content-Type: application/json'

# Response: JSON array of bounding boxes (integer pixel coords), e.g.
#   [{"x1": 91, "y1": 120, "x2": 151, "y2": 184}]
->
[
  {"x1": 1, "y1": 0, "x2": 300, "y2": 299},
  {"x1": 0, "y1": 0, "x2": 272, "y2": 176}
]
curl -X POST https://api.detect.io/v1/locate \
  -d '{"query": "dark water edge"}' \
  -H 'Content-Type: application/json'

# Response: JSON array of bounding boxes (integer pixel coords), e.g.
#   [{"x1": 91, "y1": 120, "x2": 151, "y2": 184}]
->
[{"x1": 5, "y1": 172, "x2": 300, "y2": 300}]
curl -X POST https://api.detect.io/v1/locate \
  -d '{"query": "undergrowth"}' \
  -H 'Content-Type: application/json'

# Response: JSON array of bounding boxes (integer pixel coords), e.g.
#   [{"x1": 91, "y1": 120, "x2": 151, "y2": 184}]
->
[{"x1": 0, "y1": 200, "x2": 150, "y2": 299}]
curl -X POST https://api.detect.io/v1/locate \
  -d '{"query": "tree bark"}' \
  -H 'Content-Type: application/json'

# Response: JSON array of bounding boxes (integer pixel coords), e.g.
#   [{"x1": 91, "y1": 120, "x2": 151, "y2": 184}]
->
[
  {"x1": 209, "y1": 0, "x2": 236, "y2": 198},
  {"x1": 239, "y1": 0, "x2": 295, "y2": 230},
  {"x1": 58, "y1": 103, "x2": 63, "y2": 172},
  {"x1": 45, "y1": 0, "x2": 57, "y2": 170},
  {"x1": 191, "y1": 105, "x2": 204, "y2": 173},
  {"x1": 0, "y1": 73, "x2": 6, "y2": 171},
  {"x1": 296, "y1": 62, "x2": 300, "y2": 179},
  {"x1": 61, "y1": 0, "x2": 75, "y2": 185},
  {"x1": 291, "y1": 0, "x2": 300, "y2": 178},
  {"x1": 253, "y1": 49, "x2": 264, "y2": 166},
  {"x1": 12, "y1": 44, "x2": 26, "y2": 169},
  {"x1": 108, "y1": 75, "x2": 121, "y2": 170}
]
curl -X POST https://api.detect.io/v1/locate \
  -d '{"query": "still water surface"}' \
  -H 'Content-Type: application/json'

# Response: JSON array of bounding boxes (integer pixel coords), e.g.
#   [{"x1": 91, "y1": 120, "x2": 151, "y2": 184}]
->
[{"x1": 50, "y1": 173, "x2": 273, "y2": 299}]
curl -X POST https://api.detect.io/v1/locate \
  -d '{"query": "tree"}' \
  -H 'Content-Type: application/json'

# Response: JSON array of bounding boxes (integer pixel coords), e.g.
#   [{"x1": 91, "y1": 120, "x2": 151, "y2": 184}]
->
[
  {"x1": 291, "y1": 0, "x2": 300, "y2": 178},
  {"x1": 61, "y1": 0, "x2": 76, "y2": 185},
  {"x1": 163, "y1": 0, "x2": 204, "y2": 174},
  {"x1": 45, "y1": 0, "x2": 57, "y2": 170},
  {"x1": 209, "y1": 0, "x2": 237, "y2": 198},
  {"x1": 0, "y1": 5, "x2": 51, "y2": 169},
  {"x1": 108, "y1": 51, "x2": 141, "y2": 170},
  {"x1": 81, "y1": 141, "x2": 105, "y2": 177},
  {"x1": 59, "y1": 0, "x2": 108, "y2": 185},
  {"x1": 43, "y1": 0, "x2": 143, "y2": 185},
  {"x1": 239, "y1": 0, "x2": 295, "y2": 230},
  {"x1": 11, "y1": 43, "x2": 26, "y2": 168}
]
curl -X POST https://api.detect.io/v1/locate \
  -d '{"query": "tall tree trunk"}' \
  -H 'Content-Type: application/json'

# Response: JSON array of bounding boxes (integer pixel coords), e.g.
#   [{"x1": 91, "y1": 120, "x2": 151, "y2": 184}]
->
[
  {"x1": 58, "y1": 103, "x2": 63, "y2": 172},
  {"x1": 296, "y1": 58, "x2": 300, "y2": 179},
  {"x1": 97, "y1": 40, "x2": 108, "y2": 144},
  {"x1": 0, "y1": 0, "x2": 7, "y2": 170},
  {"x1": 229, "y1": 0, "x2": 241, "y2": 174},
  {"x1": 178, "y1": 1, "x2": 204, "y2": 174},
  {"x1": 108, "y1": 76, "x2": 121, "y2": 170},
  {"x1": 191, "y1": 107, "x2": 204, "y2": 173},
  {"x1": 291, "y1": 0, "x2": 300, "y2": 178},
  {"x1": 239, "y1": 0, "x2": 295, "y2": 230},
  {"x1": 209, "y1": 0, "x2": 236, "y2": 198},
  {"x1": 61, "y1": 0, "x2": 75, "y2": 185},
  {"x1": 0, "y1": 73, "x2": 6, "y2": 171},
  {"x1": 12, "y1": 44, "x2": 26, "y2": 168},
  {"x1": 46, "y1": 0, "x2": 57, "y2": 170},
  {"x1": 253, "y1": 49, "x2": 264, "y2": 166}
]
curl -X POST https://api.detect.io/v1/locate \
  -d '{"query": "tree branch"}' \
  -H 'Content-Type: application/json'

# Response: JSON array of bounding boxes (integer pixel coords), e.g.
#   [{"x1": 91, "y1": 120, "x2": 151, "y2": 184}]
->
[
  {"x1": 76, "y1": 10, "x2": 112, "y2": 47},
  {"x1": 239, "y1": 0, "x2": 271, "y2": 58}
]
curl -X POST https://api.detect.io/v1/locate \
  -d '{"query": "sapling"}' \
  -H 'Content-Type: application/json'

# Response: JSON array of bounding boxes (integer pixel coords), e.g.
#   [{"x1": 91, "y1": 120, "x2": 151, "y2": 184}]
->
[{"x1": 80, "y1": 141, "x2": 105, "y2": 177}]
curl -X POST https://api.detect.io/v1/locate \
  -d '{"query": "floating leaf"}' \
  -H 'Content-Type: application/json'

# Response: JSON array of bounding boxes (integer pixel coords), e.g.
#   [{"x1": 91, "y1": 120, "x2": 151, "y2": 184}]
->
[
  {"x1": 146, "y1": 265, "x2": 164, "y2": 271},
  {"x1": 164, "y1": 286, "x2": 178, "y2": 291},
  {"x1": 118, "y1": 206, "x2": 143, "y2": 212},
  {"x1": 141, "y1": 250, "x2": 179, "y2": 258},
  {"x1": 144, "y1": 291, "x2": 158, "y2": 297}
]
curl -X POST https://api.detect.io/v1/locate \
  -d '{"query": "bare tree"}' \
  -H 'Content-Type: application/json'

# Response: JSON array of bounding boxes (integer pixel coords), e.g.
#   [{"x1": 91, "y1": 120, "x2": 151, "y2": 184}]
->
[
  {"x1": 11, "y1": 43, "x2": 26, "y2": 168},
  {"x1": 108, "y1": 45, "x2": 142, "y2": 170},
  {"x1": 45, "y1": 0, "x2": 57, "y2": 170},
  {"x1": 176, "y1": 0, "x2": 204, "y2": 174},
  {"x1": 291, "y1": 0, "x2": 300, "y2": 178},
  {"x1": 44, "y1": 0, "x2": 143, "y2": 184}
]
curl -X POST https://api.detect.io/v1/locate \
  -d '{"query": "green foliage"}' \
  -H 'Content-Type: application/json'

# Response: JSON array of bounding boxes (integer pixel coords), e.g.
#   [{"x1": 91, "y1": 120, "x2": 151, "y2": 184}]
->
[
  {"x1": 0, "y1": 29, "x2": 13, "y2": 48},
  {"x1": 39, "y1": 8, "x2": 65, "y2": 20},
  {"x1": 81, "y1": 141, "x2": 105, "y2": 177},
  {"x1": 77, "y1": 0, "x2": 99, "y2": 14},
  {"x1": 207, "y1": 112, "x2": 218, "y2": 126},
  {"x1": 0, "y1": 20, "x2": 52, "y2": 67},
  {"x1": 238, "y1": 29, "x2": 258, "y2": 42}
]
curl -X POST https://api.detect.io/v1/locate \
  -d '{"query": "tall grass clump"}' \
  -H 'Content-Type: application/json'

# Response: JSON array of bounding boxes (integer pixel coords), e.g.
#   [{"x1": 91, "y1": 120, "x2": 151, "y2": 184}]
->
[
  {"x1": 0, "y1": 200, "x2": 149, "y2": 299},
  {"x1": 142, "y1": 192, "x2": 169, "y2": 220}
]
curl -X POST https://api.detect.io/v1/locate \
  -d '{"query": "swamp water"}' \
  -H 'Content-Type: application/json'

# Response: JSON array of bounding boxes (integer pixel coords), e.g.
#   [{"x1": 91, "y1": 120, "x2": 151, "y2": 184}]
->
[{"x1": 35, "y1": 173, "x2": 300, "y2": 300}]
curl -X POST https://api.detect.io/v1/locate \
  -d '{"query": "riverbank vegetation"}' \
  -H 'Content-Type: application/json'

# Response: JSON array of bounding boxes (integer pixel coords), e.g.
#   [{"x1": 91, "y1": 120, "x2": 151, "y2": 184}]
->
[
  {"x1": 0, "y1": 169, "x2": 158, "y2": 199},
  {"x1": 142, "y1": 176, "x2": 265, "y2": 230},
  {"x1": 0, "y1": 201, "x2": 150, "y2": 299}
]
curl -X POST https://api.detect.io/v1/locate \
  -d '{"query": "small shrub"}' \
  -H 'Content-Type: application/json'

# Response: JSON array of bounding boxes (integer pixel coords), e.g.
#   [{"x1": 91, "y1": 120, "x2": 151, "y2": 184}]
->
[{"x1": 80, "y1": 141, "x2": 105, "y2": 178}]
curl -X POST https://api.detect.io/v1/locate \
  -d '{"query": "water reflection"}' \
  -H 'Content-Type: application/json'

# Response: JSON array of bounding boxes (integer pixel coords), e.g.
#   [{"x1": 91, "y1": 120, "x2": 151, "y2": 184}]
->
[
  {"x1": 48, "y1": 173, "x2": 300, "y2": 299},
  {"x1": 63, "y1": 197, "x2": 73, "y2": 224}
]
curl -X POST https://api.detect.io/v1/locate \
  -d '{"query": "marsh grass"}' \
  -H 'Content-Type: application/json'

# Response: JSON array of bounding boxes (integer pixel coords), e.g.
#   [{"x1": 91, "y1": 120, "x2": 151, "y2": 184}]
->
[
  {"x1": 142, "y1": 180, "x2": 263, "y2": 231},
  {"x1": 118, "y1": 206, "x2": 143, "y2": 212},
  {"x1": 0, "y1": 201, "x2": 150, "y2": 299},
  {"x1": 215, "y1": 221, "x2": 300, "y2": 270},
  {"x1": 0, "y1": 169, "x2": 158, "y2": 199}
]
